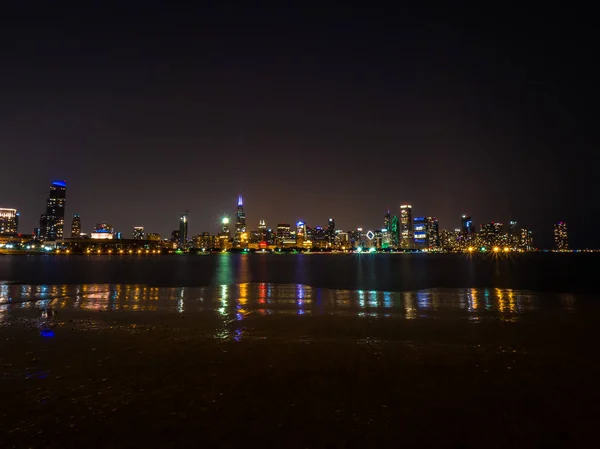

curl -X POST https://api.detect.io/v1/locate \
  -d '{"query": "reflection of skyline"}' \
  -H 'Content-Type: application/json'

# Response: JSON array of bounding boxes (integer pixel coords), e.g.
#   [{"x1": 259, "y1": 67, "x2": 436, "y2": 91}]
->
[{"x1": 0, "y1": 283, "x2": 580, "y2": 326}]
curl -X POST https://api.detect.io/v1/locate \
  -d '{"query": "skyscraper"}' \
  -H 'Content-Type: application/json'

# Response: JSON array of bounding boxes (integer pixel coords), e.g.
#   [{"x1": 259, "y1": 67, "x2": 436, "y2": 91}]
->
[
  {"x1": 179, "y1": 213, "x2": 188, "y2": 248},
  {"x1": 400, "y1": 204, "x2": 413, "y2": 249},
  {"x1": 258, "y1": 219, "x2": 267, "y2": 241},
  {"x1": 554, "y1": 222, "x2": 569, "y2": 250},
  {"x1": 413, "y1": 217, "x2": 428, "y2": 248},
  {"x1": 235, "y1": 195, "x2": 246, "y2": 243},
  {"x1": 383, "y1": 209, "x2": 391, "y2": 231},
  {"x1": 39, "y1": 180, "x2": 67, "y2": 241},
  {"x1": 133, "y1": 226, "x2": 145, "y2": 240},
  {"x1": 427, "y1": 217, "x2": 440, "y2": 249},
  {"x1": 461, "y1": 215, "x2": 474, "y2": 237},
  {"x1": 0, "y1": 208, "x2": 18, "y2": 234},
  {"x1": 390, "y1": 216, "x2": 399, "y2": 249},
  {"x1": 296, "y1": 221, "x2": 306, "y2": 246},
  {"x1": 221, "y1": 217, "x2": 231, "y2": 238},
  {"x1": 71, "y1": 214, "x2": 81, "y2": 238},
  {"x1": 276, "y1": 223, "x2": 291, "y2": 245},
  {"x1": 327, "y1": 218, "x2": 335, "y2": 245}
]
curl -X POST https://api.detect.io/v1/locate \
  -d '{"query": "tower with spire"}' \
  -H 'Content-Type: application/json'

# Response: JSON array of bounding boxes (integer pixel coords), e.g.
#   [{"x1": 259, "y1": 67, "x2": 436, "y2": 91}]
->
[{"x1": 234, "y1": 194, "x2": 247, "y2": 246}]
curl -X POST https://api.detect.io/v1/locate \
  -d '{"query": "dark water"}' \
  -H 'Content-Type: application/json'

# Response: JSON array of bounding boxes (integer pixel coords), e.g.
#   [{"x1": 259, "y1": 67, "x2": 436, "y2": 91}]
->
[
  {"x1": 1, "y1": 252, "x2": 598, "y2": 292},
  {"x1": 1, "y1": 255, "x2": 599, "y2": 448}
]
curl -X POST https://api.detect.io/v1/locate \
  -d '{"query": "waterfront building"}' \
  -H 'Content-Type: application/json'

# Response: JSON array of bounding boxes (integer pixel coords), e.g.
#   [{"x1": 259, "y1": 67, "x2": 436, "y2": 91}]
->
[
  {"x1": 427, "y1": 217, "x2": 440, "y2": 249},
  {"x1": 0, "y1": 208, "x2": 19, "y2": 234},
  {"x1": 146, "y1": 233, "x2": 161, "y2": 241},
  {"x1": 390, "y1": 216, "x2": 400, "y2": 249},
  {"x1": 276, "y1": 223, "x2": 291, "y2": 245},
  {"x1": 327, "y1": 218, "x2": 335, "y2": 245},
  {"x1": 71, "y1": 214, "x2": 81, "y2": 238},
  {"x1": 234, "y1": 195, "x2": 246, "y2": 244},
  {"x1": 39, "y1": 180, "x2": 67, "y2": 241},
  {"x1": 258, "y1": 219, "x2": 267, "y2": 241},
  {"x1": 413, "y1": 216, "x2": 428, "y2": 248},
  {"x1": 133, "y1": 226, "x2": 144, "y2": 240},
  {"x1": 221, "y1": 217, "x2": 231, "y2": 238},
  {"x1": 296, "y1": 221, "x2": 306, "y2": 246},
  {"x1": 400, "y1": 204, "x2": 413, "y2": 249},
  {"x1": 461, "y1": 214, "x2": 474, "y2": 239},
  {"x1": 91, "y1": 223, "x2": 114, "y2": 240},
  {"x1": 383, "y1": 209, "x2": 391, "y2": 232},
  {"x1": 554, "y1": 222, "x2": 569, "y2": 250},
  {"x1": 179, "y1": 213, "x2": 188, "y2": 248},
  {"x1": 520, "y1": 229, "x2": 534, "y2": 251}
]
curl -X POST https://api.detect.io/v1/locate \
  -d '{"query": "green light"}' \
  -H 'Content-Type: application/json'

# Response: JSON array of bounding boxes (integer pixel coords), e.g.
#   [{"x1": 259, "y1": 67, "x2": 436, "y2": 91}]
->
[
  {"x1": 369, "y1": 247, "x2": 376, "y2": 253},
  {"x1": 222, "y1": 217, "x2": 229, "y2": 224},
  {"x1": 357, "y1": 247, "x2": 362, "y2": 253},
  {"x1": 480, "y1": 247, "x2": 486, "y2": 252}
]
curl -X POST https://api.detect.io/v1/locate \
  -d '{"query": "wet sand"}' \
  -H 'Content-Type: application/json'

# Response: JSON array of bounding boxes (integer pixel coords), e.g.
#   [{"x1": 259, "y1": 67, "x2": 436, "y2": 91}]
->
[{"x1": 1, "y1": 284, "x2": 599, "y2": 448}]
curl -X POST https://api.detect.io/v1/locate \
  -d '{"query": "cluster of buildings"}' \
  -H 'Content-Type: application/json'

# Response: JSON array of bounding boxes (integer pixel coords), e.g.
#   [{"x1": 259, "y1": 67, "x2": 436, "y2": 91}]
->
[{"x1": 1, "y1": 179, "x2": 572, "y2": 253}]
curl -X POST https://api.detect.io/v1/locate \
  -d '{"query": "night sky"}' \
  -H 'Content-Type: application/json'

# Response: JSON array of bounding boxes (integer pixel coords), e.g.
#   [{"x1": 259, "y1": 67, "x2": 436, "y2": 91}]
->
[{"x1": 1, "y1": 4, "x2": 597, "y2": 248}]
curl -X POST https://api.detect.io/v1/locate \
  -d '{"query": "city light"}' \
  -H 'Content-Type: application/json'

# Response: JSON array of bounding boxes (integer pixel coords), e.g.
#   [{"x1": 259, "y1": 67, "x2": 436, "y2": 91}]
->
[
  {"x1": 493, "y1": 246, "x2": 500, "y2": 253},
  {"x1": 222, "y1": 217, "x2": 229, "y2": 224},
  {"x1": 503, "y1": 247, "x2": 510, "y2": 252},
  {"x1": 468, "y1": 247, "x2": 474, "y2": 252}
]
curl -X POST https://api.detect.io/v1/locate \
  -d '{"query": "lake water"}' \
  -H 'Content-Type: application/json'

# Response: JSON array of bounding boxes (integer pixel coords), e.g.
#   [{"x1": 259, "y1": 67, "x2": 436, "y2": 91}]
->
[{"x1": 1, "y1": 254, "x2": 598, "y2": 448}]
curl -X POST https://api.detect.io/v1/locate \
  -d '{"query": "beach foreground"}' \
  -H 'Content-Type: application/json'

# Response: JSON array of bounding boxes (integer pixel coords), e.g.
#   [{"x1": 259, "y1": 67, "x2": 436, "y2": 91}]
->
[{"x1": 1, "y1": 284, "x2": 598, "y2": 448}]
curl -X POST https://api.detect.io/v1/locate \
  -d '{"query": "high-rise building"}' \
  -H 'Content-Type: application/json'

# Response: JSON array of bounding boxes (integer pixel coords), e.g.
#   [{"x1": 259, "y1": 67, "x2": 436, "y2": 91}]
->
[
  {"x1": 276, "y1": 223, "x2": 291, "y2": 244},
  {"x1": 427, "y1": 217, "x2": 440, "y2": 249},
  {"x1": 413, "y1": 217, "x2": 428, "y2": 248},
  {"x1": 39, "y1": 180, "x2": 67, "y2": 241},
  {"x1": 296, "y1": 221, "x2": 306, "y2": 246},
  {"x1": 554, "y1": 222, "x2": 569, "y2": 250},
  {"x1": 70, "y1": 214, "x2": 81, "y2": 238},
  {"x1": 146, "y1": 233, "x2": 161, "y2": 241},
  {"x1": 179, "y1": 213, "x2": 188, "y2": 248},
  {"x1": 133, "y1": 226, "x2": 145, "y2": 240},
  {"x1": 520, "y1": 229, "x2": 533, "y2": 251},
  {"x1": 221, "y1": 217, "x2": 231, "y2": 238},
  {"x1": 384, "y1": 209, "x2": 391, "y2": 231},
  {"x1": 390, "y1": 216, "x2": 400, "y2": 248},
  {"x1": 461, "y1": 215, "x2": 474, "y2": 238},
  {"x1": 235, "y1": 195, "x2": 246, "y2": 243},
  {"x1": 0, "y1": 208, "x2": 19, "y2": 234},
  {"x1": 258, "y1": 219, "x2": 267, "y2": 241},
  {"x1": 327, "y1": 218, "x2": 335, "y2": 245},
  {"x1": 400, "y1": 204, "x2": 413, "y2": 249}
]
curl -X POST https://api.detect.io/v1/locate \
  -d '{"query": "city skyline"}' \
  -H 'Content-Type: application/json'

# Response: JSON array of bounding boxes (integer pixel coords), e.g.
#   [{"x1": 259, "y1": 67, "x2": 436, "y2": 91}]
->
[
  {"x1": 0, "y1": 178, "x2": 576, "y2": 250},
  {"x1": 1, "y1": 5, "x2": 597, "y2": 248}
]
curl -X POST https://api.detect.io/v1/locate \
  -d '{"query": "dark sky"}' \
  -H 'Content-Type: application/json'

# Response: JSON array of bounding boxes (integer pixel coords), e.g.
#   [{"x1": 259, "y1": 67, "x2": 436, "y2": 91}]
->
[{"x1": 1, "y1": 3, "x2": 597, "y2": 247}]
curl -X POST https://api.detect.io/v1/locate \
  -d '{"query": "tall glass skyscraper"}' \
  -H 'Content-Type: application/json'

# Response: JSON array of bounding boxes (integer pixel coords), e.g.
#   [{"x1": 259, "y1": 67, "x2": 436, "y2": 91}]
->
[
  {"x1": 400, "y1": 204, "x2": 413, "y2": 249},
  {"x1": 39, "y1": 180, "x2": 66, "y2": 241},
  {"x1": 235, "y1": 195, "x2": 246, "y2": 243}
]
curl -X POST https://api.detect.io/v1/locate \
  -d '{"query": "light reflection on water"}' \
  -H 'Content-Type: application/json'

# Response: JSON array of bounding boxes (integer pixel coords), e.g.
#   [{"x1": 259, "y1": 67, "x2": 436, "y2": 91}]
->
[{"x1": 0, "y1": 283, "x2": 582, "y2": 328}]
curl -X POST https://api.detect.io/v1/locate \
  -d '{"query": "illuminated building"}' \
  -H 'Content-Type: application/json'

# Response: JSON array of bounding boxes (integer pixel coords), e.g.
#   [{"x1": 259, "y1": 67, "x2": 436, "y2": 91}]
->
[
  {"x1": 296, "y1": 221, "x2": 306, "y2": 246},
  {"x1": 520, "y1": 228, "x2": 533, "y2": 251},
  {"x1": 0, "y1": 208, "x2": 19, "y2": 234},
  {"x1": 310, "y1": 226, "x2": 328, "y2": 249},
  {"x1": 146, "y1": 233, "x2": 161, "y2": 241},
  {"x1": 327, "y1": 218, "x2": 335, "y2": 245},
  {"x1": 71, "y1": 214, "x2": 81, "y2": 238},
  {"x1": 276, "y1": 223, "x2": 290, "y2": 245},
  {"x1": 133, "y1": 226, "x2": 144, "y2": 240},
  {"x1": 265, "y1": 228, "x2": 276, "y2": 246},
  {"x1": 381, "y1": 229, "x2": 391, "y2": 249},
  {"x1": 383, "y1": 209, "x2": 391, "y2": 232},
  {"x1": 461, "y1": 215, "x2": 474, "y2": 239},
  {"x1": 390, "y1": 216, "x2": 399, "y2": 248},
  {"x1": 39, "y1": 180, "x2": 67, "y2": 241},
  {"x1": 400, "y1": 204, "x2": 413, "y2": 249},
  {"x1": 179, "y1": 213, "x2": 188, "y2": 248},
  {"x1": 170, "y1": 230, "x2": 180, "y2": 243},
  {"x1": 91, "y1": 222, "x2": 114, "y2": 239},
  {"x1": 427, "y1": 217, "x2": 439, "y2": 249},
  {"x1": 336, "y1": 230, "x2": 348, "y2": 248},
  {"x1": 480, "y1": 222, "x2": 505, "y2": 247},
  {"x1": 413, "y1": 217, "x2": 428, "y2": 248},
  {"x1": 440, "y1": 229, "x2": 461, "y2": 251},
  {"x1": 258, "y1": 219, "x2": 267, "y2": 241},
  {"x1": 193, "y1": 232, "x2": 213, "y2": 249},
  {"x1": 554, "y1": 222, "x2": 569, "y2": 250},
  {"x1": 234, "y1": 195, "x2": 246, "y2": 244},
  {"x1": 221, "y1": 217, "x2": 231, "y2": 238}
]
